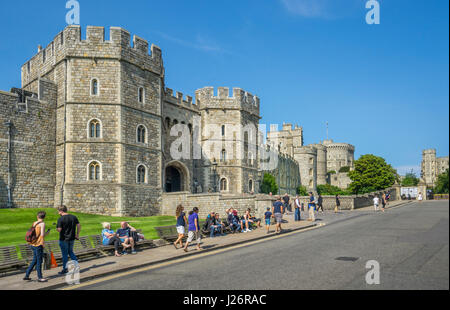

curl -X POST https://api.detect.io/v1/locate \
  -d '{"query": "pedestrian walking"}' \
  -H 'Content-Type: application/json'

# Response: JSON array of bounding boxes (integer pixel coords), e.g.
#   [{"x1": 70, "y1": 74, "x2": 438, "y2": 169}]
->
[
  {"x1": 23, "y1": 211, "x2": 50, "y2": 282},
  {"x1": 56, "y1": 205, "x2": 81, "y2": 275},
  {"x1": 283, "y1": 193, "x2": 291, "y2": 214},
  {"x1": 294, "y1": 196, "x2": 301, "y2": 221},
  {"x1": 334, "y1": 194, "x2": 340, "y2": 213},
  {"x1": 308, "y1": 192, "x2": 316, "y2": 222},
  {"x1": 272, "y1": 196, "x2": 284, "y2": 234},
  {"x1": 373, "y1": 195, "x2": 380, "y2": 211},
  {"x1": 174, "y1": 205, "x2": 187, "y2": 249},
  {"x1": 184, "y1": 207, "x2": 202, "y2": 252},
  {"x1": 417, "y1": 192, "x2": 423, "y2": 203},
  {"x1": 264, "y1": 208, "x2": 272, "y2": 234},
  {"x1": 381, "y1": 193, "x2": 386, "y2": 212},
  {"x1": 317, "y1": 194, "x2": 324, "y2": 213}
]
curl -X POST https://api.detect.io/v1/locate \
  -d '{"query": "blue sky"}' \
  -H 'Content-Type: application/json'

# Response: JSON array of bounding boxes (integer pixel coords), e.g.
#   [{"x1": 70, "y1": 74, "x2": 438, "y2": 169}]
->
[{"x1": 0, "y1": 0, "x2": 448, "y2": 176}]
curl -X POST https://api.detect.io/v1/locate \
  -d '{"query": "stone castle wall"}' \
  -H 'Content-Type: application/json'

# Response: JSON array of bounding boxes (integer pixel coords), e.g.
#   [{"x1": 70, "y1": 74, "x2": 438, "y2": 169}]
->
[{"x1": 0, "y1": 79, "x2": 57, "y2": 209}]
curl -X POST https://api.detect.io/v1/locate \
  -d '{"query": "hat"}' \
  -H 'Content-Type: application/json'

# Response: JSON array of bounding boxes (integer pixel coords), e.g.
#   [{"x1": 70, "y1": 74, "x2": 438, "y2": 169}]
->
[{"x1": 233, "y1": 210, "x2": 238, "y2": 215}]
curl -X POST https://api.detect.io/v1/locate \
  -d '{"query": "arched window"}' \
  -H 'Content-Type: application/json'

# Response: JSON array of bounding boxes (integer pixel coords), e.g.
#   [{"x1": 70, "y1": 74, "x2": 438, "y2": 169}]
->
[
  {"x1": 137, "y1": 165, "x2": 146, "y2": 184},
  {"x1": 88, "y1": 161, "x2": 101, "y2": 180},
  {"x1": 309, "y1": 168, "x2": 313, "y2": 177},
  {"x1": 248, "y1": 152, "x2": 254, "y2": 166},
  {"x1": 220, "y1": 150, "x2": 226, "y2": 162},
  {"x1": 137, "y1": 125, "x2": 146, "y2": 144},
  {"x1": 138, "y1": 87, "x2": 145, "y2": 103},
  {"x1": 173, "y1": 119, "x2": 179, "y2": 125},
  {"x1": 165, "y1": 117, "x2": 171, "y2": 129},
  {"x1": 89, "y1": 119, "x2": 101, "y2": 138},
  {"x1": 220, "y1": 178, "x2": 228, "y2": 191},
  {"x1": 249, "y1": 179, "x2": 254, "y2": 192},
  {"x1": 91, "y1": 79, "x2": 99, "y2": 96},
  {"x1": 221, "y1": 125, "x2": 225, "y2": 137}
]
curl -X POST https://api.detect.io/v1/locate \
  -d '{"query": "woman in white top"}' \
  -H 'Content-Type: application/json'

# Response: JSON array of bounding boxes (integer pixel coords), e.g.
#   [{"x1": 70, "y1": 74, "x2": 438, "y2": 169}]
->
[{"x1": 417, "y1": 192, "x2": 423, "y2": 202}]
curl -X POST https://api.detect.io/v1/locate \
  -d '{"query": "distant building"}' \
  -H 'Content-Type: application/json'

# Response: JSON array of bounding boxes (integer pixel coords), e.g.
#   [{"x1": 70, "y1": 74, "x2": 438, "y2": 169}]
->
[{"x1": 421, "y1": 149, "x2": 449, "y2": 187}]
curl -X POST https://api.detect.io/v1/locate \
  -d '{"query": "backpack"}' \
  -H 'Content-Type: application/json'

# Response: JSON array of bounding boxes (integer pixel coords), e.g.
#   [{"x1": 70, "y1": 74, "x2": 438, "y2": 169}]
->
[{"x1": 26, "y1": 223, "x2": 40, "y2": 243}]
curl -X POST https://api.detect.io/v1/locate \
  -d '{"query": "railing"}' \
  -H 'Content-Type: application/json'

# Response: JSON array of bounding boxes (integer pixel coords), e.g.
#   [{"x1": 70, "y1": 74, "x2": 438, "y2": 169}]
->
[{"x1": 433, "y1": 194, "x2": 449, "y2": 200}]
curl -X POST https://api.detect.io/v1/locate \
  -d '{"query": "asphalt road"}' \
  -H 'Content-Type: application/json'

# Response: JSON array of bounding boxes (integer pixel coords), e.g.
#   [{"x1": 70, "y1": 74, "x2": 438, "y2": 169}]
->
[{"x1": 76, "y1": 200, "x2": 449, "y2": 290}]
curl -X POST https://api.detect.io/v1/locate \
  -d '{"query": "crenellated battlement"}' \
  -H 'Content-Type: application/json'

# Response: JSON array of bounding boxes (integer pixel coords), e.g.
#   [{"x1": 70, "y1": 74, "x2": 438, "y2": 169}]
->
[
  {"x1": 21, "y1": 25, "x2": 163, "y2": 87},
  {"x1": 164, "y1": 88, "x2": 198, "y2": 111},
  {"x1": 195, "y1": 87, "x2": 260, "y2": 117}
]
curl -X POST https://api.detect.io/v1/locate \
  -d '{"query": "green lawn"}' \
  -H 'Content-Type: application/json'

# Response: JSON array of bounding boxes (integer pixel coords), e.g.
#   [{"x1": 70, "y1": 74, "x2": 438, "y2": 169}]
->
[{"x1": 0, "y1": 208, "x2": 176, "y2": 247}]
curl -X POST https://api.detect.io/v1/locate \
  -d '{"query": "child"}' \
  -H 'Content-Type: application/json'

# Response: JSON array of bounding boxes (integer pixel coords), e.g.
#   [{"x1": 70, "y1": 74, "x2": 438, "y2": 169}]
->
[{"x1": 264, "y1": 208, "x2": 272, "y2": 234}]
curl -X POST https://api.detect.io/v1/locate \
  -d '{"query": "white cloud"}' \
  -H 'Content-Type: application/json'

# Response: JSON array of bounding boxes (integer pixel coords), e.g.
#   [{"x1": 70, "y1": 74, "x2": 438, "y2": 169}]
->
[
  {"x1": 395, "y1": 165, "x2": 421, "y2": 176},
  {"x1": 155, "y1": 31, "x2": 231, "y2": 54},
  {"x1": 281, "y1": 0, "x2": 329, "y2": 17},
  {"x1": 280, "y1": 0, "x2": 361, "y2": 19}
]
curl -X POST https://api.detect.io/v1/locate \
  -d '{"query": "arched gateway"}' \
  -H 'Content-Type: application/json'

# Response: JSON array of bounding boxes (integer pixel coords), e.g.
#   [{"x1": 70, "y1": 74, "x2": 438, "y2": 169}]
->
[{"x1": 164, "y1": 161, "x2": 190, "y2": 193}]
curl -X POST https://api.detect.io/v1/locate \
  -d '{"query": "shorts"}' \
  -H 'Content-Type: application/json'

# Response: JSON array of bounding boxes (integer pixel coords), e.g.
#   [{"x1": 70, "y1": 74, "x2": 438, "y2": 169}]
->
[
  {"x1": 274, "y1": 213, "x2": 283, "y2": 224},
  {"x1": 176, "y1": 226, "x2": 185, "y2": 235},
  {"x1": 265, "y1": 219, "x2": 271, "y2": 226},
  {"x1": 187, "y1": 231, "x2": 201, "y2": 244}
]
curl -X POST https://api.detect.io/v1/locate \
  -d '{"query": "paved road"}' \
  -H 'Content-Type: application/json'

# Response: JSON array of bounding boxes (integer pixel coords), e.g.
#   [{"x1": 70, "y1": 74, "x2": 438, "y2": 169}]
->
[{"x1": 76, "y1": 200, "x2": 449, "y2": 290}]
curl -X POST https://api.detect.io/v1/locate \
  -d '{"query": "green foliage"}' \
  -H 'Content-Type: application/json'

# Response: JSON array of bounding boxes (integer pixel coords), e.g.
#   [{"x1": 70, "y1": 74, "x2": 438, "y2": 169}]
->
[
  {"x1": 297, "y1": 185, "x2": 308, "y2": 196},
  {"x1": 339, "y1": 166, "x2": 350, "y2": 173},
  {"x1": 401, "y1": 171, "x2": 420, "y2": 187},
  {"x1": 348, "y1": 154, "x2": 397, "y2": 195},
  {"x1": 434, "y1": 169, "x2": 449, "y2": 194},
  {"x1": 328, "y1": 170, "x2": 336, "y2": 175},
  {"x1": 260, "y1": 173, "x2": 279, "y2": 195},
  {"x1": 0, "y1": 208, "x2": 175, "y2": 247},
  {"x1": 317, "y1": 184, "x2": 351, "y2": 196}
]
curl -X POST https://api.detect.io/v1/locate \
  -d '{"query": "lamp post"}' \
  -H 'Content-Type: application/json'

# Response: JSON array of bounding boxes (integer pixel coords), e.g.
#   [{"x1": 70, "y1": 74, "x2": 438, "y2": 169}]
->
[
  {"x1": 211, "y1": 160, "x2": 218, "y2": 192},
  {"x1": 5, "y1": 120, "x2": 13, "y2": 208}
]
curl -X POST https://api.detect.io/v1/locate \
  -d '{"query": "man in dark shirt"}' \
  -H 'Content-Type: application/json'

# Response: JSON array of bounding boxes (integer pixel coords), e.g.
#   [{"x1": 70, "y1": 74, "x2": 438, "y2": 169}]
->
[
  {"x1": 317, "y1": 194, "x2": 324, "y2": 213},
  {"x1": 116, "y1": 222, "x2": 137, "y2": 255},
  {"x1": 272, "y1": 197, "x2": 284, "y2": 234},
  {"x1": 283, "y1": 194, "x2": 291, "y2": 214},
  {"x1": 56, "y1": 205, "x2": 81, "y2": 275}
]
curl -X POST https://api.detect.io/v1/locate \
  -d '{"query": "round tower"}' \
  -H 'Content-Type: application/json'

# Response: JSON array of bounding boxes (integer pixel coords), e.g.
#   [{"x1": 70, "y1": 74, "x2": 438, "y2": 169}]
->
[
  {"x1": 312, "y1": 144, "x2": 327, "y2": 185},
  {"x1": 294, "y1": 146, "x2": 317, "y2": 191}
]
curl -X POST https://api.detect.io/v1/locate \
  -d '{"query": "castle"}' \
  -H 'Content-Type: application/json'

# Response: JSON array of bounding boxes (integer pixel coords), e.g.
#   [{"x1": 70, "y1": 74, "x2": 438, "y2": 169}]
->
[
  {"x1": 266, "y1": 125, "x2": 355, "y2": 191},
  {"x1": 0, "y1": 26, "x2": 354, "y2": 216},
  {"x1": 421, "y1": 149, "x2": 449, "y2": 187}
]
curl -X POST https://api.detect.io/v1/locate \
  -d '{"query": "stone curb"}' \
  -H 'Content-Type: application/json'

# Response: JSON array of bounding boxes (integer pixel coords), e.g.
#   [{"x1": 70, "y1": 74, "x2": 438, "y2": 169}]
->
[{"x1": 39, "y1": 222, "x2": 319, "y2": 290}]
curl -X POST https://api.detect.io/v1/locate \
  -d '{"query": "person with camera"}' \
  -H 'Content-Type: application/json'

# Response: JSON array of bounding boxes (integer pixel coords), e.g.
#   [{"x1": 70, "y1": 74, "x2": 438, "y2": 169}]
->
[{"x1": 23, "y1": 211, "x2": 51, "y2": 282}]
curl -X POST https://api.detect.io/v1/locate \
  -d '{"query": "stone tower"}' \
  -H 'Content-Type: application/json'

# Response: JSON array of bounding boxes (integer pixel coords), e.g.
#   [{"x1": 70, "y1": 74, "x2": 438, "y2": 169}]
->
[
  {"x1": 421, "y1": 149, "x2": 448, "y2": 187},
  {"x1": 322, "y1": 139, "x2": 355, "y2": 173},
  {"x1": 294, "y1": 146, "x2": 317, "y2": 191},
  {"x1": 195, "y1": 87, "x2": 261, "y2": 194},
  {"x1": 311, "y1": 143, "x2": 327, "y2": 185},
  {"x1": 21, "y1": 25, "x2": 164, "y2": 216}
]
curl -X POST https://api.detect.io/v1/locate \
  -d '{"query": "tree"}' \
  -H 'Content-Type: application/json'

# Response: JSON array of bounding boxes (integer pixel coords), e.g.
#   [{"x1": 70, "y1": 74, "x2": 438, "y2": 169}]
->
[
  {"x1": 339, "y1": 166, "x2": 350, "y2": 173},
  {"x1": 297, "y1": 185, "x2": 308, "y2": 196},
  {"x1": 401, "y1": 170, "x2": 419, "y2": 187},
  {"x1": 348, "y1": 154, "x2": 397, "y2": 195},
  {"x1": 434, "y1": 169, "x2": 449, "y2": 194},
  {"x1": 317, "y1": 184, "x2": 350, "y2": 196},
  {"x1": 260, "y1": 173, "x2": 278, "y2": 195}
]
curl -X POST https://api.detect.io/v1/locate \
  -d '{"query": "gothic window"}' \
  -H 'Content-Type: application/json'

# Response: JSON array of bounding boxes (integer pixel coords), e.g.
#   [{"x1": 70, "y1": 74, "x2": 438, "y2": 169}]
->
[
  {"x1": 88, "y1": 161, "x2": 101, "y2": 181},
  {"x1": 220, "y1": 178, "x2": 228, "y2": 191},
  {"x1": 137, "y1": 165, "x2": 146, "y2": 184},
  {"x1": 91, "y1": 79, "x2": 99, "y2": 96},
  {"x1": 248, "y1": 152, "x2": 254, "y2": 166},
  {"x1": 137, "y1": 125, "x2": 147, "y2": 144},
  {"x1": 138, "y1": 87, "x2": 145, "y2": 103},
  {"x1": 249, "y1": 179, "x2": 254, "y2": 192},
  {"x1": 89, "y1": 119, "x2": 101, "y2": 138},
  {"x1": 222, "y1": 125, "x2": 225, "y2": 137},
  {"x1": 220, "y1": 150, "x2": 227, "y2": 162}
]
